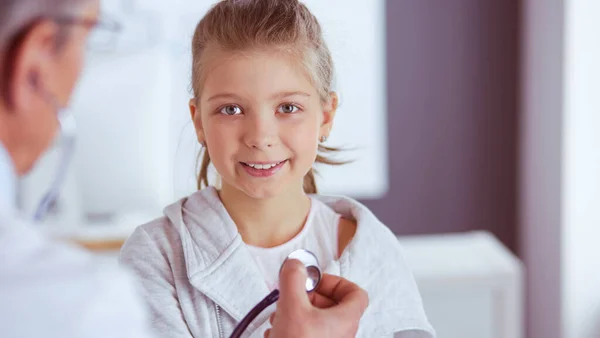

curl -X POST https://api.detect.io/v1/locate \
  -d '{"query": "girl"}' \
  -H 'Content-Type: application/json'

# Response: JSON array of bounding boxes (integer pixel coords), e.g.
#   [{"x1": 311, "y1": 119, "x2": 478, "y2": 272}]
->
[{"x1": 120, "y1": 0, "x2": 435, "y2": 337}]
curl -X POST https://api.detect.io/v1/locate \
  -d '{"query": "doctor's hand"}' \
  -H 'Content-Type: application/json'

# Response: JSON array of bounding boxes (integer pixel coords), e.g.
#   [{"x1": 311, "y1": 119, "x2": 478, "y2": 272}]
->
[{"x1": 264, "y1": 259, "x2": 369, "y2": 338}]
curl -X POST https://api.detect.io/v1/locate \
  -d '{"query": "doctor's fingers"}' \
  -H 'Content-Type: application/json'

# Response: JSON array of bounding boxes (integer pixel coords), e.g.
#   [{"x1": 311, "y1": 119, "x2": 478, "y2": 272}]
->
[
  {"x1": 277, "y1": 259, "x2": 312, "y2": 311},
  {"x1": 308, "y1": 290, "x2": 338, "y2": 308},
  {"x1": 314, "y1": 273, "x2": 369, "y2": 314},
  {"x1": 266, "y1": 290, "x2": 336, "y2": 337},
  {"x1": 265, "y1": 309, "x2": 360, "y2": 338}
]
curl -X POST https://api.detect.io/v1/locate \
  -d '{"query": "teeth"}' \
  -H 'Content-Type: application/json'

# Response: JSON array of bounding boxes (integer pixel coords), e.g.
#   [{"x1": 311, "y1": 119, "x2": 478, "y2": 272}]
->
[{"x1": 245, "y1": 161, "x2": 282, "y2": 169}]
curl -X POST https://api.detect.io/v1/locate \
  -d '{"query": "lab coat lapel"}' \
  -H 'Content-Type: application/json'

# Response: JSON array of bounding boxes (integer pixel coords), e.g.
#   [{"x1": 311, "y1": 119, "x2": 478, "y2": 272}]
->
[{"x1": 0, "y1": 143, "x2": 17, "y2": 214}]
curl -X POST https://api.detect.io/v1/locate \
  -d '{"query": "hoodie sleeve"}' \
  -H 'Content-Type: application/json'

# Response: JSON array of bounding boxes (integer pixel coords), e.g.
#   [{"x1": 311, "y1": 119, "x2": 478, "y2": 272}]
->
[
  {"x1": 347, "y1": 220, "x2": 436, "y2": 338},
  {"x1": 119, "y1": 226, "x2": 194, "y2": 338}
]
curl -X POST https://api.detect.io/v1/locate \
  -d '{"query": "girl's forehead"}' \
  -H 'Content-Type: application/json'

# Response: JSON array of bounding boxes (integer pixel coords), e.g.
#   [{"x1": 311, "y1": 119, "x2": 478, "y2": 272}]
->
[
  {"x1": 200, "y1": 48, "x2": 319, "y2": 98},
  {"x1": 202, "y1": 47, "x2": 304, "y2": 76}
]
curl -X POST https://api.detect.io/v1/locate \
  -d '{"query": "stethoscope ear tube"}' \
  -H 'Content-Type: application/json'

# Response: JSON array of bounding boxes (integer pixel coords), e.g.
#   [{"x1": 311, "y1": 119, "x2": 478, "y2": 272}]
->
[{"x1": 33, "y1": 114, "x2": 77, "y2": 222}]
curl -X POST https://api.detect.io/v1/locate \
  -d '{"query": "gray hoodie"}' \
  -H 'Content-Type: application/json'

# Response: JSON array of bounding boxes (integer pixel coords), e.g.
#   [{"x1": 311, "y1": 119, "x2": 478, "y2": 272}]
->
[{"x1": 120, "y1": 187, "x2": 436, "y2": 338}]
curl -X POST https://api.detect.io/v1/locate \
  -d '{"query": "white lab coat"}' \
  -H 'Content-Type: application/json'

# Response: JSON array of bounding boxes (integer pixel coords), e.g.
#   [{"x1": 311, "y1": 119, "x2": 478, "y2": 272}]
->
[{"x1": 0, "y1": 143, "x2": 153, "y2": 338}]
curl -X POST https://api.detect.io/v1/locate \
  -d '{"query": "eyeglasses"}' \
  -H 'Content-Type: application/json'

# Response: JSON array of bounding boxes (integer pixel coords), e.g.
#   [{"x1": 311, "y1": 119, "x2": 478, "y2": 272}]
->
[{"x1": 54, "y1": 15, "x2": 123, "y2": 52}]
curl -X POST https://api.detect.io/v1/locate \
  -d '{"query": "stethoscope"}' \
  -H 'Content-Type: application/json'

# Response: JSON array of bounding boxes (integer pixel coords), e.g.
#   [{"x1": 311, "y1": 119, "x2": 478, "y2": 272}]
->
[
  {"x1": 32, "y1": 88, "x2": 77, "y2": 222},
  {"x1": 229, "y1": 249, "x2": 322, "y2": 338}
]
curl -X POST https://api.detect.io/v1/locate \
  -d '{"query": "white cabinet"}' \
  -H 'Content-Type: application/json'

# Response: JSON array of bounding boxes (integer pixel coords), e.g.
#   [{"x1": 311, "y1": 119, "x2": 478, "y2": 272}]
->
[{"x1": 398, "y1": 231, "x2": 524, "y2": 338}]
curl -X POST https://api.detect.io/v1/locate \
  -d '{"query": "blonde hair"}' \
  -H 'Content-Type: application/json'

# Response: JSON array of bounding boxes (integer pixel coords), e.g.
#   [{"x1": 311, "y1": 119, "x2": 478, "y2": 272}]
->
[{"x1": 191, "y1": 0, "x2": 346, "y2": 194}]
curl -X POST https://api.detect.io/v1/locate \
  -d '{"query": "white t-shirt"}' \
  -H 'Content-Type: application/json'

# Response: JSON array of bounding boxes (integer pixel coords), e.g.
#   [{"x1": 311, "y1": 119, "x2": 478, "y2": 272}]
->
[{"x1": 246, "y1": 197, "x2": 341, "y2": 291}]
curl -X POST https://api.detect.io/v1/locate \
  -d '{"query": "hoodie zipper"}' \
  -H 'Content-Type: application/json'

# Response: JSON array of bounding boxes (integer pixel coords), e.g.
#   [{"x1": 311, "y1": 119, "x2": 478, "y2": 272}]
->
[{"x1": 215, "y1": 304, "x2": 224, "y2": 338}]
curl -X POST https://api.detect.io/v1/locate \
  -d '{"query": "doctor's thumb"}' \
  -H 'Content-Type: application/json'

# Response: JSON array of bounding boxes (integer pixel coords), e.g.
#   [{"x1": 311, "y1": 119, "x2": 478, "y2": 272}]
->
[{"x1": 278, "y1": 259, "x2": 311, "y2": 310}]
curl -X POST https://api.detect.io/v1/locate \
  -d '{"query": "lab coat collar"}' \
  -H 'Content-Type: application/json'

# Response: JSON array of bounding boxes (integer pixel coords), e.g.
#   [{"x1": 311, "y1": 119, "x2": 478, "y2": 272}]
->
[{"x1": 0, "y1": 141, "x2": 17, "y2": 214}]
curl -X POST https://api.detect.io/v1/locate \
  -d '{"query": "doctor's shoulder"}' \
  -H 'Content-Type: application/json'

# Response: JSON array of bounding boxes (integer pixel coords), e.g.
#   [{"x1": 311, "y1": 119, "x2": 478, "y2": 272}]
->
[{"x1": 0, "y1": 218, "x2": 152, "y2": 338}]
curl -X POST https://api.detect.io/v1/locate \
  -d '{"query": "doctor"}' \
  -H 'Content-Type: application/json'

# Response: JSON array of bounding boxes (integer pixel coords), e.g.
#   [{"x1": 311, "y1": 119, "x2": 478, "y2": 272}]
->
[{"x1": 0, "y1": 0, "x2": 368, "y2": 337}]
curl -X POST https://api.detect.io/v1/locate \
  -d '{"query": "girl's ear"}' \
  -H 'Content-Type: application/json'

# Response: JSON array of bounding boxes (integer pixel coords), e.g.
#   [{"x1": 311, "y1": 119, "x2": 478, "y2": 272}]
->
[
  {"x1": 189, "y1": 98, "x2": 205, "y2": 145},
  {"x1": 320, "y1": 92, "x2": 338, "y2": 139}
]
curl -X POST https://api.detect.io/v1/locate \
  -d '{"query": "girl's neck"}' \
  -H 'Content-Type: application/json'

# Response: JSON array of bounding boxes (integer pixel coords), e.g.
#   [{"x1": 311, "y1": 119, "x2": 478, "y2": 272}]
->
[{"x1": 217, "y1": 183, "x2": 311, "y2": 248}]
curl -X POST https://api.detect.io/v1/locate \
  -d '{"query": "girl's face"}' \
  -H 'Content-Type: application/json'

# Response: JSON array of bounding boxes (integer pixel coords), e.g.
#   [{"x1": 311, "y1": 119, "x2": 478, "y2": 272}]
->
[{"x1": 190, "y1": 49, "x2": 336, "y2": 199}]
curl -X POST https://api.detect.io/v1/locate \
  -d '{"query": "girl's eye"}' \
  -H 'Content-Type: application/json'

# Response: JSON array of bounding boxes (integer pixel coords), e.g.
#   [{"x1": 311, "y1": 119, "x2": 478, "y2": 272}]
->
[
  {"x1": 278, "y1": 104, "x2": 299, "y2": 114},
  {"x1": 220, "y1": 105, "x2": 242, "y2": 115}
]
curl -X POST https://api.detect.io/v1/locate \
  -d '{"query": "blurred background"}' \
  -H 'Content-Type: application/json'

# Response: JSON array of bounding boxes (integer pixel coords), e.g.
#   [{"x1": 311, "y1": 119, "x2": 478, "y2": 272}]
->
[{"x1": 17, "y1": 1, "x2": 600, "y2": 337}]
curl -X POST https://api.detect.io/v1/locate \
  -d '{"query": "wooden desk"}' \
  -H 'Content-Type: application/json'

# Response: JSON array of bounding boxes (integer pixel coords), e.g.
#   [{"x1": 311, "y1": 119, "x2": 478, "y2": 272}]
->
[{"x1": 71, "y1": 238, "x2": 127, "y2": 252}]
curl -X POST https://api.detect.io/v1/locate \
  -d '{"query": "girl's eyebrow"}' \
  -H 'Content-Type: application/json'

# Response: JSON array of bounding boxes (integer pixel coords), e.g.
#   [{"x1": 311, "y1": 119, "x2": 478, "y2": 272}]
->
[
  {"x1": 269, "y1": 91, "x2": 311, "y2": 100},
  {"x1": 207, "y1": 93, "x2": 241, "y2": 102},
  {"x1": 207, "y1": 91, "x2": 311, "y2": 102}
]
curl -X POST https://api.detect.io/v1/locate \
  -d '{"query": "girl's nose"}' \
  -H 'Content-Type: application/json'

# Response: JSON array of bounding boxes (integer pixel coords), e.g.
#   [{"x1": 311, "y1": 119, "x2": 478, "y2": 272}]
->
[{"x1": 243, "y1": 113, "x2": 278, "y2": 150}]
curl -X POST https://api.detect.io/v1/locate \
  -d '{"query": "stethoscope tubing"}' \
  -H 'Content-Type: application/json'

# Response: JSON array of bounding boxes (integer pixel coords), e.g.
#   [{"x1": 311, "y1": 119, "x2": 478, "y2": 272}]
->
[{"x1": 229, "y1": 289, "x2": 280, "y2": 338}]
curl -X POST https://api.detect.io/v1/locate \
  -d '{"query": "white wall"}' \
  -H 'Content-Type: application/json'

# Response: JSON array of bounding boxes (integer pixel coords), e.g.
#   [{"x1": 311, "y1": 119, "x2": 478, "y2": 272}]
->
[
  {"x1": 521, "y1": 1, "x2": 600, "y2": 337},
  {"x1": 519, "y1": 0, "x2": 565, "y2": 337},
  {"x1": 562, "y1": 1, "x2": 600, "y2": 336}
]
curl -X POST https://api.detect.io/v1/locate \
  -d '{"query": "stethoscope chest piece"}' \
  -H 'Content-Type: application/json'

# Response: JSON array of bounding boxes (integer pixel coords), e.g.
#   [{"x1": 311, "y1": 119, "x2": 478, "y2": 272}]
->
[
  {"x1": 229, "y1": 249, "x2": 322, "y2": 338},
  {"x1": 282, "y1": 249, "x2": 322, "y2": 292}
]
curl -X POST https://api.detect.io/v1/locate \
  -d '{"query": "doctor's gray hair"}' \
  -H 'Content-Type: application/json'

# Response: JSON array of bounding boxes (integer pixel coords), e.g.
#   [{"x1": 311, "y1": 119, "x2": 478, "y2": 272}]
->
[
  {"x1": 0, "y1": 0, "x2": 90, "y2": 52},
  {"x1": 0, "y1": 0, "x2": 89, "y2": 101},
  {"x1": 191, "y1": 0, "x2": 348, "y2": 194}
]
